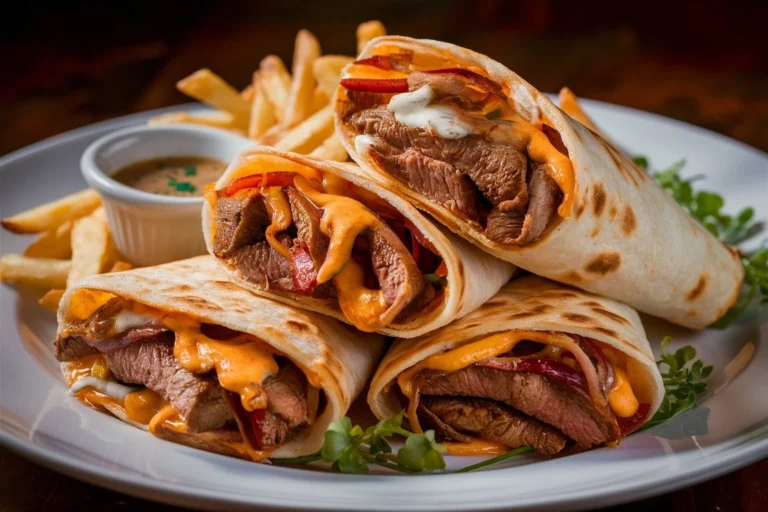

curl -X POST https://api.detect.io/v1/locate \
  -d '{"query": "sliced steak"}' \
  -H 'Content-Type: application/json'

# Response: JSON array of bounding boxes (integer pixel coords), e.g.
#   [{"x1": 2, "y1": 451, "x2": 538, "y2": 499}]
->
[
  {"x1": 213, "y1": 190, "x2": 269, "y2": 259},
  {"x1": 286, "y1": 188, "x2": 328, "y2": 266},
  {"x1": 370, "y1": 142, "x2": 479, "y2": 220},
  {"x1": 367, "y1": 225, "x2": 424, "y2": 310},
  {"x1": 230, "y1": 362, "x2": 310, "y2": 450},
  {"x1": 407, "y1": 72, "x2": 492, "y2": 110},
  {"x1": 229, "y1": 236, "x2": 294, "y2": 293},
  {"x1": 348, "y1": 108, "x2": 528, "y2": 208},
  {"x1": 106, "y1": 332, "x2": 234, "y2": 433},
  {"x1": 259, "y1": 363, "x2": 310, "y2": 448},
  {"x1": 55, "y1": 336, "x2": 98, "y2": 362},
  {"x1": 420, "y1": 396, "x2": 568, "y2": 455},
  {"x1": 484, "y1": 162, "x2": 561, "y2": 244},
  {"x1": 417, "y1": 365, "x2": 619, "y2": 447}
]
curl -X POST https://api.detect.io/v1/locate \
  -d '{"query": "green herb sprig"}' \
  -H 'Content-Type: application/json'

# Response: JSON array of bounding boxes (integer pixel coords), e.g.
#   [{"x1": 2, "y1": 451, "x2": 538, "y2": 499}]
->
[
  {"x1": 168, "y1": 178, "x2": 197, "y2": 193},
  {"x1": 272, "y1": 411, "x2": 446, "y2": 474},
  {"x1": 637, "y1": 337, "x2": 712, "y2": 431}
]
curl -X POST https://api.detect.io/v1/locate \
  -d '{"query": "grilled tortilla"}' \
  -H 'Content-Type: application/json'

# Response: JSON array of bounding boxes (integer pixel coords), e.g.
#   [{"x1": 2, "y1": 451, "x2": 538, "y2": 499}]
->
[
  {"x1": 202, "y1": 146, "x2": 515, "y2": 338},
  {"x1": 335, "y1": 36, "x2": 743, "y2": 329},
  {"x1": 369, "y1": 276, "x2": 663, "y2": 456},
  {"x1": 56, "y1": 256, "x2": 385, "y2": 461}
]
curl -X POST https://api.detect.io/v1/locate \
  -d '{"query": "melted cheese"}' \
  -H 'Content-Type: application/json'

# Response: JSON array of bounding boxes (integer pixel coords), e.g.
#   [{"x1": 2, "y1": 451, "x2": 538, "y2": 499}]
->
[
  {"x1": 293, "y1": 175, "x2": 381, "y2": 283},
  {"x1": 608, "y1": 367, "x2": 640, "y2": 418},
  {"x1": 443, "y1": 440, "x2": 509, "y2": 456},
  {"x1": 166, "y1": 316, "x2": 279, "y2": 411},
  {"x1": 69, "y1": 376, "x2": 137, "y2": 400},
  {"x1": 334, "y1": 258, "x2": 391, "y2": 332},
  {"x1": 261, "y1": 186, "x2": 293, "y2": 260},
  {"x1": 387, "y1": 85, "x2": 475, "y2": 139},
  {"x1": 124, "y1": 389, "x2": 166, "y2": 424},
  {"x1": 527, "y1": 129, "x2": 574, "y2": 217},
  {"x1": 149, "y1": 405, "x2": 187, "y2": 434}
]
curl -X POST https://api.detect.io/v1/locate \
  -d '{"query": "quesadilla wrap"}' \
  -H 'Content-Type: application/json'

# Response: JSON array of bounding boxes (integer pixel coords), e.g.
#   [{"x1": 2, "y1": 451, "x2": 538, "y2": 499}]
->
[
  {"x1": 55, "y1": 256, "x2": 385, "y2": 461},
  {"x1": 369, "y1": 276, "x2": 663, "y2": 456},
  {"x1": 335, "y1": 36, "x2": 743, "y2": 328},
  {"x1": 202, "y1": 146, "x2": 515, "y2": 337}
]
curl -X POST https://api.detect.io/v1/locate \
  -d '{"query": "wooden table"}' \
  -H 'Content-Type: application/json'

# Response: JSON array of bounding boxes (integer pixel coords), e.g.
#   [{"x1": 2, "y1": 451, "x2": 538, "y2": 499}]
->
[{"x1": 2, "y1": 1, "x2": 766, "y2": 510}]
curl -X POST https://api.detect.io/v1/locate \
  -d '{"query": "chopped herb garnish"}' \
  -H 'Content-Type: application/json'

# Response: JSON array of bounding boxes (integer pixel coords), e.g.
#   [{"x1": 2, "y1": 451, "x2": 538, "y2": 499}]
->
[
  {"x1": 456, "y1": 446, "x2": 533, "y2": 473},
  {"x1": 423, "y1": 273, "x2": 442, "y2": 284},
  {"x1": 168, "y1": 178, "x2": 197, "y2": 193},
  {"x1": 184, "y1": 166, "x2": 197, "y2": 176}
]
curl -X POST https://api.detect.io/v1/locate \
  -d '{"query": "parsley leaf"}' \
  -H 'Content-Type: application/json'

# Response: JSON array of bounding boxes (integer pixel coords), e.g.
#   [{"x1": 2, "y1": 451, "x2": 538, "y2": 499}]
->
[
  {"x1": 273, "y1": 410, "x2": 446, "y2": 474},
  {"x1": 184, "y1": 166, "x2": 197, "y2": 176},
  {"x1": 636, "y1": 337, "x2": 712, "y2": 432}
]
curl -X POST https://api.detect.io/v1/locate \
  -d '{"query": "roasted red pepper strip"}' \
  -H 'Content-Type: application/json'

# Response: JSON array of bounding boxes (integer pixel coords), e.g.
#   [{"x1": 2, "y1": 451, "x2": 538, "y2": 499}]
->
[
  {"x1": 340, "y1": 78, "x2": 409, "y2": 93},
  {"x1": 227, "y1": 392, "x2": 266, "y2": 450},
  {"x1": 289, "y1": 243, "x2": 318, "y2": 295},
  {"x1": 221, "y1": 172, "x2": 296, "y2": 197},
  {"x1": 617, "y1": 403, "x2": 651, "y2": 436},
  {"x1": 434, "y1": 261, "x2": 448, "y2": 278},
  {"x1": 405, "y1": 218, "x2": 439, "y2": 254}
]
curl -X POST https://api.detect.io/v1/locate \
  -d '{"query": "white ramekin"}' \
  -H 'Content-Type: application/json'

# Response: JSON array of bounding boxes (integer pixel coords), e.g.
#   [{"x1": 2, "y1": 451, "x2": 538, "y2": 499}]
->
[{"x1": 81, "y1": 124, "x2": 252, "y2": 267}]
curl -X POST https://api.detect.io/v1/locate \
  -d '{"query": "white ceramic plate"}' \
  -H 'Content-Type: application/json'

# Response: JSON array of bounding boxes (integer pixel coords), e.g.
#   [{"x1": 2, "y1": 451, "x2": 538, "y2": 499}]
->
[{"x1": 1, "y1": 103, "x2": 767, "y2": 512}]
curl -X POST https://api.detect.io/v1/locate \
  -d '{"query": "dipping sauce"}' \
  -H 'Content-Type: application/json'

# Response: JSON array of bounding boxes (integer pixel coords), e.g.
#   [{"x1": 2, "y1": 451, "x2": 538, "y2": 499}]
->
[{"x1": 112, "y1": 156, "x2": 227, "y2": 197}]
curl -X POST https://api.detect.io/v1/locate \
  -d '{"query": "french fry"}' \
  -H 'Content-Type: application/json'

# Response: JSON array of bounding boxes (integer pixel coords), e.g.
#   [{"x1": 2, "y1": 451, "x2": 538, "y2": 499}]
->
[
  {"x1": 1, "y1": 189, "x2": 101, "y2": 235},
  {"x1": 0, "y1": 255, "x2": 71, "y2": 289},
  {"x1": 274, "y1": 105, "x2": 335, "y2": 154},
  {"x1": 558, "y1": 88, "x2": 604, "y2": 137},
  {"x1": 284, "y1": 30, "x2": 322, "y2": 128},
  {"x1": 177, "y1": 69, "x2": 251, "y2": 131},
  {"x1": 249, "y1": 72, "x2": 277, "y2": 139},
  {"x1": 147, "y1": 111, "x2": 245, "y2": 135},
  {"x1": 240, "y1": 84, "x2": 255, "y2": 102},
  {"x1": 39, "y1": 289, "x2": 65, "y2": 312},
  {"x1": 356, "y1": 20, "x2": 386, "y2": 55},
  {"x1": 309, "y1": 135, "x2": 349, "y2": 162},
  {"x1": 257, "y1": 124, "x2": 287, "y2": 146},
  {"x1": 313, "y1": 55, "x2": 354, "y2": 100},
  {"x1": 109, "y1": 261, "x2": 134, "y2": 273},
  {"x1": 310, "y1": 88, "x2": 330, "y2": 114},
  {"x1": 67, "y1": 208, "x2": 114, "y2": 289},
  {"x1": 259, "y1": 56, "x2": 292, "y2": 124},
  {"x1": 23, "y1": 221, "x2": 73, "y2": 259}
]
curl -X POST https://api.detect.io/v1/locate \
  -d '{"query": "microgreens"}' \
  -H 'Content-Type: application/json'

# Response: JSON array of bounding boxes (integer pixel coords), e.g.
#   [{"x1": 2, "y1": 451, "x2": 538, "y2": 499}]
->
[{"x1": 637, "y1": 156, "x2": 766, "y2": 325}]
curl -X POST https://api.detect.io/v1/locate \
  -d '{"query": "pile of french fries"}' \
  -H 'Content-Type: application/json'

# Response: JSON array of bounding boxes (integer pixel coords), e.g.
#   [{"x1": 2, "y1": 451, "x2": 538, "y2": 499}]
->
[
  {"x1": 0, "y1": 190, "x2": 133, "y2": 311},
  {"x1": 149, "y1": 20, "x2": 387, "y2": 162}
]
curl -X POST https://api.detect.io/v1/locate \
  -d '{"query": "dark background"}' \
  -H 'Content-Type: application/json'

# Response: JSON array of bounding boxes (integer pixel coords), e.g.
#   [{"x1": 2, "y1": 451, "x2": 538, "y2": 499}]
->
[{"x1": 2, "y1": 1, "x2": 767, "y2": 510}]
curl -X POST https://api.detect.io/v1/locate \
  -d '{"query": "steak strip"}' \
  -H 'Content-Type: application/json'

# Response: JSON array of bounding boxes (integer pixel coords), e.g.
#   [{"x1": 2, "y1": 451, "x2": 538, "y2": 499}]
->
[
  {"x1": 420, "y1": 396, "x2": 568, "y2": 455},
  {"x1": 417, "y1": 364, "x2": 619, "y2": 448}
]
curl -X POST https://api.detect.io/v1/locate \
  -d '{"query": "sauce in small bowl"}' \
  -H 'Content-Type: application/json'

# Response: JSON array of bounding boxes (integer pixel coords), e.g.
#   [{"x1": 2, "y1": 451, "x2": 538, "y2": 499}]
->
[
  {"x1": 112, "y1": 157, "x2": 227, "y2": 197},
  {"x1": 81, "y1": 124, "x2": 252, "y2": 266}
]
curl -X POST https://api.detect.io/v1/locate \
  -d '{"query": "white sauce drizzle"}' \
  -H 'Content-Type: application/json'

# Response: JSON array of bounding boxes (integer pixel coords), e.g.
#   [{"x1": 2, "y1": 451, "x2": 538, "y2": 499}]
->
[
  {"x1": 69, "y1": 376, "x2": 137, "y2": 401},
  {"x1": 354, "y1": 134, "x2": 375, "y2": 157},
  {"x1": 387, "y1": 85, "x2": 474, "y2": 139}
]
